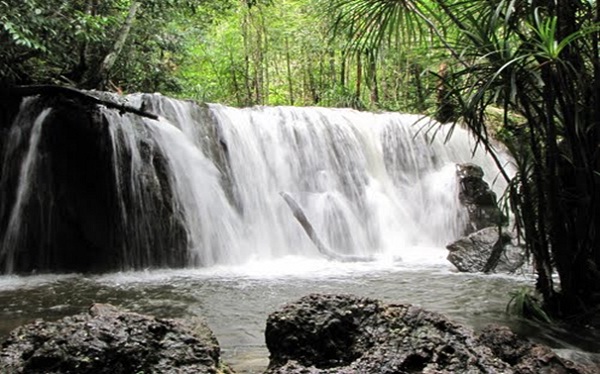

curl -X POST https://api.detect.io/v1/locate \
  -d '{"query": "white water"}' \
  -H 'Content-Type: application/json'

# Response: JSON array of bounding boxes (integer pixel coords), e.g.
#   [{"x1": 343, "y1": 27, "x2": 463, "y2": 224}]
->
[
  {"x1": 135, "y1": 98, "x2": 511, "y2": 266},
  {"x1": 0, "y1": 101, "x2": 52, "y2": 273},
  {"x1": 0, "y1": 94, "x2": 513, "y2": 271}
]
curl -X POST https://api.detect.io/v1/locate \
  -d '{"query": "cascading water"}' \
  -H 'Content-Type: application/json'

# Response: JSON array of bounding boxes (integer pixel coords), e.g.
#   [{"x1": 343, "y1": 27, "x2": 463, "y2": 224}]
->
[
  {"x1": 0, "y1": 93, "x2": 512, "y2": 273},
  {"x1": 207, "y1": 104, "x2": 509, "y2": 263},
  {"x1": 0, "y1": 98, "x2": 52, "y2": 273}
]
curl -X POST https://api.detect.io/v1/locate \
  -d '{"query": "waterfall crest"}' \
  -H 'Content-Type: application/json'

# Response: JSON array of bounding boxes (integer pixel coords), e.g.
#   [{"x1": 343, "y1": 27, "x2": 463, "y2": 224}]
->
[{"x1": 0, "y1": 94, "x2": 511, "y2": 273}]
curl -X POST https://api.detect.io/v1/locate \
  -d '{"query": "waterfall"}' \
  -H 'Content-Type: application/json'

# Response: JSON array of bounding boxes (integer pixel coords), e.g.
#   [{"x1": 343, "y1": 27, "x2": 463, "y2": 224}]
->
[
  {"x1": 207, "y1": 105, "x2": 508, "y2": 261},
  {"x1": 0, "y1": 99, "x2": 52, "y2": 273},
  {"x1": 0, "y1": 94, "x2": 512, "y2": 273}
]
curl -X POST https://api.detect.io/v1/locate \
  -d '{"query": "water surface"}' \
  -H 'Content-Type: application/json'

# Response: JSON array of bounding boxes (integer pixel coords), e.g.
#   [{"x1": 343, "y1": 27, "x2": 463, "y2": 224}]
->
[{"x1": 4, "y1": 257, "x2": 598, "y2": 372}]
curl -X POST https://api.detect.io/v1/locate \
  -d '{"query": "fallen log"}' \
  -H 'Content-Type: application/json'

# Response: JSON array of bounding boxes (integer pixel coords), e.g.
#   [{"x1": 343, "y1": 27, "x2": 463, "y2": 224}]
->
[
  {"x1": 1, "y1": 85, "x2": 158, "y2": 120},
  {"x1": 280, "y1": 191, "x2": 373, "y2": 262}
]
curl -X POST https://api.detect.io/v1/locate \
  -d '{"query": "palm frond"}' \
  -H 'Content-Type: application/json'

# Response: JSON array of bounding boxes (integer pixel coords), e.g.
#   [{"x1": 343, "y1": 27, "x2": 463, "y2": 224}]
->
[{"x1": 325, "y1": 0, "x2": 435, "y2": 55}]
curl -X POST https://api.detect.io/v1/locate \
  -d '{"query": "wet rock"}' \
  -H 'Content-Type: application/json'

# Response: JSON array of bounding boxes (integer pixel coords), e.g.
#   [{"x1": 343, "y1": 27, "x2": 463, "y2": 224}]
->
[
  {"x1": 265, "y1": 294, "x2": 482, "y2": 373},
  {"x1": 0, "y1": 93, "x2": 189, "y2": 274},
  {"x1": 0, "y1": 303, "x2": 233, "y2": 374},
  {"x1": 457, "y1": 163, "x2": 505, "y2": 234},
  {"x1": 264, "y1": 294, "x2": 591, "y2": 374},
  {"x1": 477, "y1": 325, "x2": 596, "y2": 374},
  {"x1": 446, "y1": 227, "x2": 526, "y2": 273},
  {"x1": 447, "y1": 164, "x2": 522, "y2": 274}
]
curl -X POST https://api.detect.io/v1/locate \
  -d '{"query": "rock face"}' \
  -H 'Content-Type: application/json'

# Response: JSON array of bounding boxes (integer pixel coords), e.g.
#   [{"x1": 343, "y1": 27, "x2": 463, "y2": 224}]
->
[
  {"x1": 447, "y1": 227, "x2": 526, "y2": 273},
  {"x1": 456, "y1": 163, "x2": 505, "y2": 234},
  {"x1": 0, "y1": 303, "x2": 233, "y2": 374},
  {"x1": 265, "y1": 294, "x2": 591, "y2": 374},
  {"x1": 447, "y1": 163, "x2": 523, "y2": 273},
  {"x1": 0, "y1": 94, "x2": 189, "y2": 273}
]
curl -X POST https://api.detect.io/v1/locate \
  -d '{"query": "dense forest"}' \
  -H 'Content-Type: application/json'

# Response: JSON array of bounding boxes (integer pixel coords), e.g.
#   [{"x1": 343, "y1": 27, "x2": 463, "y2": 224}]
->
[
  {"x1": 0, "y1": 0, "x2": 446, "y2": 112},
  {"x1": 1, "y1": 0, "x2": 599, "y2": 324}
]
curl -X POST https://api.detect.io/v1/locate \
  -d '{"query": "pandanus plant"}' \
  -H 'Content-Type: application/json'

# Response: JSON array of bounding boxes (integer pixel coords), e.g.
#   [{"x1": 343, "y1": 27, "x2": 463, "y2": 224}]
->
[{"x1": 324, "y1": 0, "x2": 600, "y2": 321}]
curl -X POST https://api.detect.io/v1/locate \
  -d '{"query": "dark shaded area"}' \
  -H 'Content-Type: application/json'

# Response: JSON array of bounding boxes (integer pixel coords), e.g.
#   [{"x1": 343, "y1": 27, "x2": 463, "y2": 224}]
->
[
  {"x1": 0, "y1": 93, "x2": 188, "y2": 274},
  {"x1": 43, "y1": 96, "x2": 118, "y2": 272}
]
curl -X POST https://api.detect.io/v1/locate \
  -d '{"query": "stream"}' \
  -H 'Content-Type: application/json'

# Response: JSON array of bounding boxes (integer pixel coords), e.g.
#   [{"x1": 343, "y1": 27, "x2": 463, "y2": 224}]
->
[{"x1": 2, "y1": 256, "x2": 599, "y2": 372}]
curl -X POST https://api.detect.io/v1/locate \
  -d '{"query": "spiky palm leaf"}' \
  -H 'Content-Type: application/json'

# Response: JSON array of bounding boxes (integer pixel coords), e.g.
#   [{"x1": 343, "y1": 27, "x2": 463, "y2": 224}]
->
[
  {"x1": 325, "y1": 0, "x2": 433, "y2": 55},
  {"x1": 321, "y1": 0, "x2": 600, "y2": 319}
]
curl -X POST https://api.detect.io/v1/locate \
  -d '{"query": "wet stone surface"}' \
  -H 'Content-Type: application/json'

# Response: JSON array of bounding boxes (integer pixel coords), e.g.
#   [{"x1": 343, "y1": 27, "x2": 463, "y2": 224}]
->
[
  {"x1": 264, "y1": 293, "x2": 593, "y2": 374},
  {"x1": 0, "y1": 303, "x2": 233, "y2": 374}
]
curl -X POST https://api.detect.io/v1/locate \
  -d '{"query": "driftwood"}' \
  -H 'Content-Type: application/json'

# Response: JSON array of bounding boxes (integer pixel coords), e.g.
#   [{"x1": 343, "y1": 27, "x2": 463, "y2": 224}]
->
[
  {"x1": 1, "y1": 85, "x2": 158, "y2": 120},
  {"x1": 280, "y1": 192, "x2": 373, "y2": 262}
]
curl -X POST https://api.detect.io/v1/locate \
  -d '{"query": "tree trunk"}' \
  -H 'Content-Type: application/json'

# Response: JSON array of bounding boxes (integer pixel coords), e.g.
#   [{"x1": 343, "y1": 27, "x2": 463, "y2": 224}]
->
[
  {"x1": 355, "y1": 53, "x2": 362, "y2": 104},
  {"x1": 366, "y1": 49, "x2": 379, "y2": 105},
  {"x1": 229, "y1": 51, "x2": 243, "y2": 106},
  {"x1": 280, "y1": 192, "x2": 372, "y2": 262},
  {"x1": 340, "y1": 50, "x2": 347, "y2": 88},
  {"x1": 85, "y1": 1, "x2": 140, "y2": 89},
  {"x1": 285, "y1": 36, "x2": 294, "y2": 105},
  {"x1": 260, "y1": 10, "x2": 268, "y2": 105},
  {"x1": 412, "y1": 63, "x2": 424, "y2": 112}
]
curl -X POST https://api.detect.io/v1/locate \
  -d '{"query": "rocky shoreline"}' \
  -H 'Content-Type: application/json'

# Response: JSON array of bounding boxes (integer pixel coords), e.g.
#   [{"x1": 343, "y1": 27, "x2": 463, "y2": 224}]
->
[{"x1": 2, "y1": 294, "x2": 595, "y2": 373}]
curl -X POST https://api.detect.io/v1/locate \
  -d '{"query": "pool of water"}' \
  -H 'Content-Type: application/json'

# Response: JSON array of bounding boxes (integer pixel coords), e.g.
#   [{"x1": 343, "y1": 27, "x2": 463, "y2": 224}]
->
[{"x1": 1, "y1": 257, "x2": 599, "y2": 372}]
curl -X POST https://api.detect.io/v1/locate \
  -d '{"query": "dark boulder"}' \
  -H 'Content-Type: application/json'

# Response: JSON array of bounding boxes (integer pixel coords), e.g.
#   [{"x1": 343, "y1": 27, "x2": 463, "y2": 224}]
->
[
  {"x1": 265, "y1": 294, "x2": 591, "y2": 374},
  {"x1": 448, "y1": 163, "x2": 523, "y2": 273},
  {"x1": 0, "y1": 93, "x2": 189, "y2": 274},
  {"x1": 0, "y1": 303, "x2": 233, "y2": 374},
  {"x1": 477, "y1": 324, "x2": 594, "y2": 374},
  {"x1": 446, "y1": 227, "x2": 526, "y2": 273},
  {"x1": 456, "y1": 163, "x2": 505, "y2": 234}
]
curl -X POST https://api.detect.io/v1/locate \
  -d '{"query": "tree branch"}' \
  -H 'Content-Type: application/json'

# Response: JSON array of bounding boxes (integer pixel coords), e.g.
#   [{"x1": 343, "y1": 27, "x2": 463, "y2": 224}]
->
[{"x1": 2, "y1": 85, "x2": 158, "y2": 120}]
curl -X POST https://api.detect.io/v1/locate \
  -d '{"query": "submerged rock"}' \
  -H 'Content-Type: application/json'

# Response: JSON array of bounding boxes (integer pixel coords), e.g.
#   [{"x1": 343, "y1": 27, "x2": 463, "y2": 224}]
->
[
  {"x1": 446, "y1": 227, "x2": 526, "y2": 273},
  {"x1": 264, "y1": 294, "x2": 591, "y2": 374},
  {"x1": 0, "y1": 303, "x2": 233, "y2": 374}
]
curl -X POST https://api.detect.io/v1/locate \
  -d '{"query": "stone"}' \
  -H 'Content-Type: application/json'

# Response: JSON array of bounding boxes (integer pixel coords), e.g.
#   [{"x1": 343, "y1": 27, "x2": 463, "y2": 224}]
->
[
  {"x1": 477, "y1": 325, "x2": 596, "y2": 374},
  {"x1": 456, "y1": 163, "x2": 505, "y2": 234},
  {"x1": 264, "y1": 294, "x2": 591, "y2": 373},
  {"x1": 446, "y1": 227, "x2": 526, "y2": 273},
  {"x1": 0, "y1": 303, "x2": 233, "y2": 374},
  {"x1": 0, "y1": 94, "x2": 189, "y2": 274}
]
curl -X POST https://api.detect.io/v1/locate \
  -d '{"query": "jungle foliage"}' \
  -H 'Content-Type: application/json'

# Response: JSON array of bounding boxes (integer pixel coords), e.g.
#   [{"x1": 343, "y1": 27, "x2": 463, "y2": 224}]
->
[
  {"x1": 325, "y1": 0, "x2": 600, "y2": 321},
  {"x1": 1, "y1": 0, "x2": 446, "y2": 112},
  {"x1": 0, "y1": 0, "x2": 226, "y2": 91}
]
